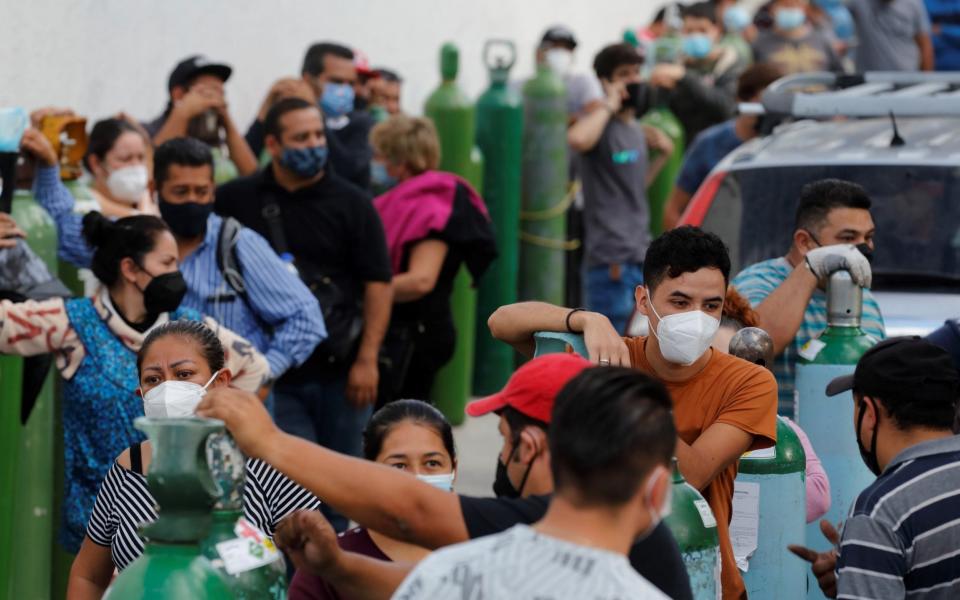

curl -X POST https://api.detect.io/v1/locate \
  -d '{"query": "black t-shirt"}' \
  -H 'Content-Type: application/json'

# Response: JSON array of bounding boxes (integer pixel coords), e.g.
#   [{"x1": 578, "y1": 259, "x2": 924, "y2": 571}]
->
[
  {"x1": 215, "y1": 167, "x2": 392, "y2": 376},
  {"x1": 459, "y1": 494, "x2": 693, "y2": 600}
]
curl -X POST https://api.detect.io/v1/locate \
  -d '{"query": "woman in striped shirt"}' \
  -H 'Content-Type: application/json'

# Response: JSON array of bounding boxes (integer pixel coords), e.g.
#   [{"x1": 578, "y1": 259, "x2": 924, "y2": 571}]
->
[{"x1": 66, "y1": 320, "x2": 320, "y2": 599}]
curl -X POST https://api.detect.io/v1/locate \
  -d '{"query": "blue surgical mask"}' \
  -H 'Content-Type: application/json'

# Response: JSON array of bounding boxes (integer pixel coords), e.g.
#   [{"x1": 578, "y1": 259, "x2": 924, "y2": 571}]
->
[
  {"x1": 682, "y1": 34, "x2": 714, "y2": 59},
  {"x1": 371, "y1": 161, "x2": 398, "y2": 191},
  {"x1": 320, "y1": 82, "x2": 355, "y2": 118},
  {"x1": 775, "y1": 7, "x2": 807, "y2": 31},
  {"x1": 279, "y1": 145, "x2": 329, "y2": 179},
  {"x1": 723, "y1": 6, "x2": 751, "y2": 32},
  {"x1": 417, "y1": 472, "x2": 455, "y2": 492}
]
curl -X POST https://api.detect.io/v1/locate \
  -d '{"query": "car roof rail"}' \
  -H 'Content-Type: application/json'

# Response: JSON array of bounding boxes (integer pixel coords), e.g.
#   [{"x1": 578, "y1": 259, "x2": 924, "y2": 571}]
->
[{"x1": 751, "y1": 71, "x2": 960, "y2": 118}]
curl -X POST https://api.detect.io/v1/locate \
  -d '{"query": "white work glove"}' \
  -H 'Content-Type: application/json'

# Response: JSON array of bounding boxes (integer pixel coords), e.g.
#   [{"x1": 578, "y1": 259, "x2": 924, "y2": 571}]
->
[{"x1": 804, "y1": 244, "x2": 872, "y2": 288}]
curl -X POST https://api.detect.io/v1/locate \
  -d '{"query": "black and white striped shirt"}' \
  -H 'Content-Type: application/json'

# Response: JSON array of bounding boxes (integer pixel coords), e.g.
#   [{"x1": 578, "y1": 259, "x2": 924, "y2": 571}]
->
[{"x1": 86, "y1": 458, "x2": 321, "y2": 570}]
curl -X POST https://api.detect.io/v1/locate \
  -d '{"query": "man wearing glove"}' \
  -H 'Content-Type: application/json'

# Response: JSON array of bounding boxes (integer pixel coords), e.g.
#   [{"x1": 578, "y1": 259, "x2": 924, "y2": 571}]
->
[{"x1": 733, "y1": 179, "x2": 885, "y2": 416}]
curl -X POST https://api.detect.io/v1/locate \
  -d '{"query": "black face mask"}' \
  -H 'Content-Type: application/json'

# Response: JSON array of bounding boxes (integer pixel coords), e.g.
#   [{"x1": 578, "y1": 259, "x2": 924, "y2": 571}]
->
[
  {"x1": 856, "y1": 397, "x2": 881, "y2": 476},
  {"x1": 492, "y1": 442, "x2": 534, "y2": 499},
  {"x1": 159, "y1": 198, "x2": 214, "y2": 239},
  {"x1": 856, "y1": 243, "x2": 874, "y2": 265},
  {"x1": 138, "y1": 269, "x2": 188, "y2": 315},
  {"x1": 624, "y1": 82, "x2": 651, "y2": 116}
]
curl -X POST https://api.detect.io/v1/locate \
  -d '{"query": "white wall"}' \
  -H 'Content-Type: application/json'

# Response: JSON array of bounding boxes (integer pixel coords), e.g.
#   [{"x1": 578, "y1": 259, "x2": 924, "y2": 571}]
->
[{"x1": 2, "y1": 0, "x2": 665, "y2": 127}]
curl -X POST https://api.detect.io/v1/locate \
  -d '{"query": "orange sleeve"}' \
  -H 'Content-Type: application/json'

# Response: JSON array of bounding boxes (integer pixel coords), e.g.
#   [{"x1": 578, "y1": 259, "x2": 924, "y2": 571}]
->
[{"x1": 715, "y1": 363, "x2": 779, "y2": 451}]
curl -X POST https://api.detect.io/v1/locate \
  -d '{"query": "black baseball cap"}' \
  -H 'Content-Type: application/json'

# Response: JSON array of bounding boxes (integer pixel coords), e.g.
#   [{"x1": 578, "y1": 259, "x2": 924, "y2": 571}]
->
[
  {"x1": 168, "y1": 55, "x2": 232, "y2": 92},
  {"x1": 541, "y1": 26, "x2": 578, "y2": 50},
  {"x1": 826, "y1": 337, "x2": 960, "y2": 403}
]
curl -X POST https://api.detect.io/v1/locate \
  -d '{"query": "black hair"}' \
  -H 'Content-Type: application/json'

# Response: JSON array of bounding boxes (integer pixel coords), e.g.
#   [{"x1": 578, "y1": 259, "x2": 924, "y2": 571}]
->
[
  {"x1": 153, "y1": 137, "x2": 214, "y2": 188},
  {"x1": 264, "y1": 97, "x2": 318, "y2": 140},
  {"x1": 859, "y1": 388, "x2": 958, "y2": 432},
  {"x1": 376, "y1": 68, "x2": 402, "y2": 83},
  {"x1": 550, "y1": 367, "x2": 676, "y2": 506},
  {"x1": 593, "y1": 43, "x2": 644, "y2": 80},
  {"x1": 137, "y1": 319, "x2": 225, "y2": 375},
  {"x1": 501, "y1": 405, "x2": 549, "y2": 449},
  {"x1": 795, "y1": 179, "x2": 872, "y2": 232},
  {"x1": 683, "y1": 1, "x2": 718, "y2": 23},
  {"x1": 652, "y1": 7, "x2": 667, "y2": 24},
  {"x1": 643, "y1": 226, "x2": 731, "y2": 292},
  {"x1": 362, "y1": 400, "x2": 456, "y2": 462},
  {"x1": 84, "y1": 118, "x2": 143, "y2": 172},
  {"x1": 82, "y1": 211, "x2": 170, "y2": 287},
  {"x1": 302, "y1": 42, "x2": 354, "y2": 77},
  {"x1": 736, "y1": 62, "x2": 784, "y2": 101}
]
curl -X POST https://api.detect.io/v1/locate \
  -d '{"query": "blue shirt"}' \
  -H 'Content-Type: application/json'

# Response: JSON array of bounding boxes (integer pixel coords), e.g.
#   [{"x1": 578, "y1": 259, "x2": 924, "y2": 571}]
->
[
  {"x1": 33, "y1": 166, "x2": 325, "y2": 377},
  {"x1": 675, "y1": 119, "x2": 743, "y2": 196},
  {"x1": 732, "y1": 257, "x2": 886, "y2": 415},
  {"x1": 926, "y1": 0, "x2": 960, "y2": 70},
  {"x1": 836, "y1": 435, "x2": 960, "y2": 599}
]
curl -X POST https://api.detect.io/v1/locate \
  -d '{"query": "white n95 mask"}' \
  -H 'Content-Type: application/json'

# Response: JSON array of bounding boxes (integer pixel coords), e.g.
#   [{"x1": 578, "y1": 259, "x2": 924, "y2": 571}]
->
[
  {"x1": 647, "y1": 290, "x2": 720, "y2": 366},
  {"x1": 142, "y1": 371, "x2": 219, "y2": 418},
  {"x1": 417, "y1": 471, "x2": 456, "y2": 492},
  {"x1": 106, "y1": 165, "x2": 149, "y2": 204}
]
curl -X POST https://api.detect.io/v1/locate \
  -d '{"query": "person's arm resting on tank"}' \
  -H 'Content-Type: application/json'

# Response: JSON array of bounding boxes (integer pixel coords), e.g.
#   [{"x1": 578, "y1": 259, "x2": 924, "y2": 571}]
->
[
  {"x1": 197, "y1": 387, "x2": 471, "y2": 550},
  {"x1": 487, "y1": 301, "x2": 631, "y2": 364}
]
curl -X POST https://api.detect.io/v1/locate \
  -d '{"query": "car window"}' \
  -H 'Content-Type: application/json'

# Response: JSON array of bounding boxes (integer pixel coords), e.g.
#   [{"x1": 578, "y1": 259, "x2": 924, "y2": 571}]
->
[{"x1": 702, "y1": 165, "x2": 960, "y2": 291}]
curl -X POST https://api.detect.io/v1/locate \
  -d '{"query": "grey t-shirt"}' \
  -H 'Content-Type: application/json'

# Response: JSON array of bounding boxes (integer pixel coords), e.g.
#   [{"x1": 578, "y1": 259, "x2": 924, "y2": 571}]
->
[
  {"x1": 849, "y1": 0, "x2": 931, "y2": 71},
  {"x1": 580, "y1": 117, "x2": 650, "y2": 268},
  {"x1": 752, "y1": 28, "x2": 844, "y2": 74},
  {"x1": 392, "y1": 524, "x2": 670, "y2": 600}
]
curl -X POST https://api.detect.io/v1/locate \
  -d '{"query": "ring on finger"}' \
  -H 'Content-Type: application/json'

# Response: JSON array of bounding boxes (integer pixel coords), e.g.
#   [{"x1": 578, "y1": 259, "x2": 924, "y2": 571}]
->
[{"x1": 598, "y1": 358, "x2": 611, "y2": 366}]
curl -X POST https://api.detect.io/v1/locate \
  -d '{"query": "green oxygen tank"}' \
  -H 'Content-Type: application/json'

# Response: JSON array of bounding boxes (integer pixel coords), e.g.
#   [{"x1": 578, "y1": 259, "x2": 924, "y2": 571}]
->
[
  {"x1": 105, "y1": 417, "x2": 235, "y2": 599},
  {"x1": 473, "y1": 40, "x2": 523, "y2": 396},
  {"x1": 213, "y1": 147, "x2": 240, "y2": 185},
  {"x1": 519, "y1": 56, "x2": 567, "y2": 306},
  {"x1": 639, "y1": 90, "x2": 685, "y2": 236},
  {"x1": 424, "y1": 43, "x2": 484, "y2": 426},
  {"x1": 665, "y1": 459, "x2": 721, "y2": 600},
  {"x1": 796, "y1": 271, "x2": 877, "y2": 599},
  {"x1": 3, "y1": 190, "x2": 59, "y2": 600},
  {"x1": 200, "y1": 433, "x2": 287, "y2": 598}
]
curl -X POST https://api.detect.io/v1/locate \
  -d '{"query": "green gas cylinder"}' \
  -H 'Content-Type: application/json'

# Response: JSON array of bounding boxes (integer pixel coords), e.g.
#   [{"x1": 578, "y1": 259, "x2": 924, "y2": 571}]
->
[
  {"x1": 473, "y1": 40, "x2": 524, "y2": 396},
  {"x1": 519, "y1": 59, "x2": 567, "y2": 306},
  {"x1": 424, "y1": 43, "x2": 484, "y2": 426},
  {"x1": 200, "y1": 433, "x2": 287, "y2": 598},
  {"x1": 213, "y1": 147, "x2": 240, "y2": 185},
  {"x1": 665, "y1": 459, "x2": 721, "y2": 600},
  {"x1": 796, "y1": 271, "x2": 877, "y2": 598},
  {"x1": 105, "y1": 417, "x2": 235, "y2": 599},
  {"x1": 2, "y1": 190, "x2": 59, "y2": 599},
  {"x1": 639, "y1": 92, "x2": 685, "y2": 236}
]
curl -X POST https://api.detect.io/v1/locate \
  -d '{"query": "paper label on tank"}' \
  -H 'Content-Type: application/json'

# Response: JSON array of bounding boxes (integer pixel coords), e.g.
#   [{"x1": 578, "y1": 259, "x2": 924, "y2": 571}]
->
[
  {"x1": 798, "y1": 338, "x2": 826, "y2": 361},
  {"x1": 693, "y1": 499, "x2": 717, "y2": 528},
  {"x1": 215, "y1": 518, "x2": 280, "y2": 575},
  {"x1": 741, "y1": 446, "x2": 775, "y2": 460}
]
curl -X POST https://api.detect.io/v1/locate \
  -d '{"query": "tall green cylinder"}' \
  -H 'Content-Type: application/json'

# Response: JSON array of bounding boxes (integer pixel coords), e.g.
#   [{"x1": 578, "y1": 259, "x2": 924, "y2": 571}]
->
[
  {"x1": 424, "y1": 43, "x2": 484, "y2": 425},
  {"x1": 519, "y1": 62, "x2": 567, "y2": 305},
  {"x1": 473, "y1": 40, "x2": 524, "y2": 396},
  {"x1": 105, "y1": 417, "x2": 235, "y2": 599},
  {"x1": 665, "y1": 459, "x2": 721, "y2": 600},
  {"x1": 4, "y1": 191, "x2": 58, "y2": 599},
  {"x1": 639, "y1": 97, "x2": 685, "y2": 236}
]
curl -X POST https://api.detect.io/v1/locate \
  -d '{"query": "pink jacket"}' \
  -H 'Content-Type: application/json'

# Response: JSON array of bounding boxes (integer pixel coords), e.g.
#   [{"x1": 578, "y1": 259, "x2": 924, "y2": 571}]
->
[{"x1": 783, "y1": 417, "x2": 831, "y2": 523}]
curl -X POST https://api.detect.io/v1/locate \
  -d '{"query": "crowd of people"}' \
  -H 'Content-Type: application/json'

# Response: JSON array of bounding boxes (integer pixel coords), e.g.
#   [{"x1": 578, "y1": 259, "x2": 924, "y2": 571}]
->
[{"x1": 0, "y1": 0, "x2": 959, "y2": 598}]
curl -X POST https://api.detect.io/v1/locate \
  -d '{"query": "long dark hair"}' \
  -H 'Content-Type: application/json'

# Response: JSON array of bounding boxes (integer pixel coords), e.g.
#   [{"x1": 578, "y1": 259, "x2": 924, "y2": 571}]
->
[
  {"x1": 362, "y1": 400, "x2": 456, "y2": 463},
  {"x1": 82, "y1": 211, "x2": 169, "y2": 286}
]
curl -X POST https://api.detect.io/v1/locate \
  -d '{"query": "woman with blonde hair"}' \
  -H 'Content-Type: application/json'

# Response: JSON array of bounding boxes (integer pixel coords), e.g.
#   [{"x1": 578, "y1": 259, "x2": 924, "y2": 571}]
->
[{"x1": 370, "y1": 115, "x2": 496, "y2": 404}]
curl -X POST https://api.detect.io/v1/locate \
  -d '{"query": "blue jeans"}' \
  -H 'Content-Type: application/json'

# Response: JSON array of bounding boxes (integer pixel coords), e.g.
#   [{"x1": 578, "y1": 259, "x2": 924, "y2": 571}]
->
[
  {"x1": 585, "y1": 263, "x2": 644, "y2": 335},
  {"x1": 273, "y1": 375, "x2": 372, "y2": 531}
]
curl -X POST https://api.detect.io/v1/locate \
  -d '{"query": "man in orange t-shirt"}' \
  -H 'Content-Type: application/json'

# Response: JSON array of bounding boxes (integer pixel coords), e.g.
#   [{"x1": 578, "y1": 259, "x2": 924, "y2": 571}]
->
[{"x1": 489, "y1": 226, "x2": 778, "y2": 599}]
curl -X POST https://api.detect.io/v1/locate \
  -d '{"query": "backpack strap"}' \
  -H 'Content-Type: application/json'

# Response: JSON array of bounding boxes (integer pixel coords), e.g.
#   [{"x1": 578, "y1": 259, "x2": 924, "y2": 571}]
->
[
  {"x1": 216, "y1": 216, "x2": 247, "y2": 301},
  {"x1": 130, "y1": 442, "x2": 143, "y2": 475}
]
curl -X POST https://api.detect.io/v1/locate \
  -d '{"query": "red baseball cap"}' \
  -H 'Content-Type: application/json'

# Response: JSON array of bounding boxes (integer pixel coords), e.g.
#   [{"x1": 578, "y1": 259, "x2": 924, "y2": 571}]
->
[{"x1": 466, "y1": 354, "x2": 592, "y2": 424}]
